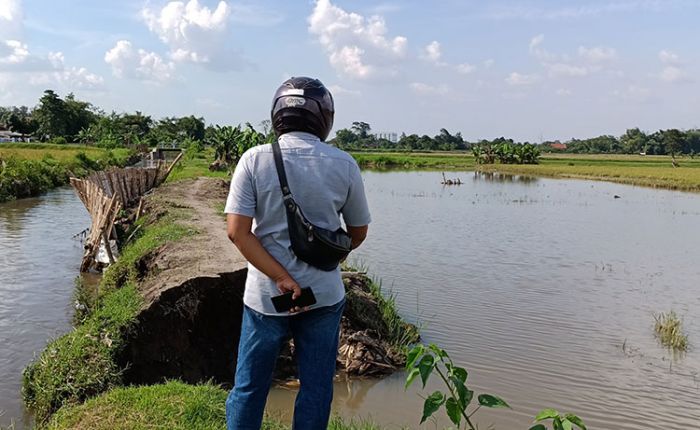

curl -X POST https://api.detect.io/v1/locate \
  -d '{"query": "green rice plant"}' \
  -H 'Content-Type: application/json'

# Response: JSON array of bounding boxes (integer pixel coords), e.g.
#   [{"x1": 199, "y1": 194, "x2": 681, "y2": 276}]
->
[{"x1": 654, "y1": 311, "x2": 689, "y2": 351}]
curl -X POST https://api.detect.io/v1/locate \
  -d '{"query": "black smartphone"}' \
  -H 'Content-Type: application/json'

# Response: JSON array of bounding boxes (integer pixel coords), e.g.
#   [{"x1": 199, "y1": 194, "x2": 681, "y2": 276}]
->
[{"x1": 271, "y1": 287, "x2": 317, "y2": 313}]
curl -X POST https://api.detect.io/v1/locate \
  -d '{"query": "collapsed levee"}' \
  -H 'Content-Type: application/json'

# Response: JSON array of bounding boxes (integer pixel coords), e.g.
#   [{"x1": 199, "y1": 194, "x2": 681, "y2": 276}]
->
[
  {"x1": 119, "y1": 271, "x2": 247, "y2": 386},
  {"x1": 24, "y1": 177, "x2": 418, "y2": 426}
]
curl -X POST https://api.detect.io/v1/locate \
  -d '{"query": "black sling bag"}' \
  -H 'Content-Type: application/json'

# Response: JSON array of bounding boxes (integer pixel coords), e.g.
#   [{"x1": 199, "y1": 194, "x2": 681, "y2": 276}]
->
[{"x1": 271, "y1": 140, "x2": 352, "y2": 271}]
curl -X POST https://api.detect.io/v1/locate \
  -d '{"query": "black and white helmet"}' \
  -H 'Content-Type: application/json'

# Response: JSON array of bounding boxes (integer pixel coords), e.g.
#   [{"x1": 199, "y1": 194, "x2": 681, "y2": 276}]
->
[{"x1": 271, "y1": 77, "x2": 335, "y2": 141}]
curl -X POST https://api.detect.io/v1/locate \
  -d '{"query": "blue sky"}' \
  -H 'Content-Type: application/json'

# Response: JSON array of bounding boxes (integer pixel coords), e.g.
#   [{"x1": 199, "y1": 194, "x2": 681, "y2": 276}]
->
[{"x1": 0, "y1": 0, "x2": 698, "y2": 141}]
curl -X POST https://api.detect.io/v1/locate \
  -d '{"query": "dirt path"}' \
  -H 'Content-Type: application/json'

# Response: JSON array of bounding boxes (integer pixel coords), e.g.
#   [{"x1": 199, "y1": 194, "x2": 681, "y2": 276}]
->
[
  {"x1": 185, "y1": 178, "x2": 241, "y2": 266},
  {"x1": 139, "y1": 177, "x2": 248, "y2": 304}
]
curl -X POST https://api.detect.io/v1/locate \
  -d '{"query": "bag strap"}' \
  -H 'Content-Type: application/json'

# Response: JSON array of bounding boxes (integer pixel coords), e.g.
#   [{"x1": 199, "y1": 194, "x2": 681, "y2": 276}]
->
[{"x1": 271, "y1": 140, "x2": 295, "y2": 210}]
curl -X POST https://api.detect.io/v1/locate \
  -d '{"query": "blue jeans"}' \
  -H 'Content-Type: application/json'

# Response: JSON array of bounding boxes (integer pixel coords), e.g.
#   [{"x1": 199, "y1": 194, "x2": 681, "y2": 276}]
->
[{"x1": 226, "y1": 298, "x2": 345, "y2": 430}]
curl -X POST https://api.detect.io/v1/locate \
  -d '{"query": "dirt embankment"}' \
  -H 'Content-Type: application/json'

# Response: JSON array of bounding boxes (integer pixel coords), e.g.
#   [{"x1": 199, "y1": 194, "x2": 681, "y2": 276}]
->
[{"x1": 120, "y1": 177, "x2": 417, "y2": 388}]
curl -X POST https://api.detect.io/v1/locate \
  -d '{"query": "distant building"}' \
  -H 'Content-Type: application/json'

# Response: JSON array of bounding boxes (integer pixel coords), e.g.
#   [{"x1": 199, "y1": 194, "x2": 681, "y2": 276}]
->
[
  {"x1": 0, "y1": 128, "x2": 25, "y2": 143},
  {"x1": 549, "y1": 141, "x2": 567, "y2": 151},
  {"x1": 374, "y1": 132, "x2": 398, "y2": 143}
]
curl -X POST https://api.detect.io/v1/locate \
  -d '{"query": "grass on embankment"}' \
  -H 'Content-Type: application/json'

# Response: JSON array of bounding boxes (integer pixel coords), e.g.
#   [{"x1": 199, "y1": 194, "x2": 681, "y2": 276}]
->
[
  {"x1": 22, "y1": 211, "x2": 196, "y2": 422},
  {"x1": 0, "y1": 143, "x2": 134, "y2": 202},
  {"x1": 45, "y1": 381, "x2": 384, "y2": 430}
]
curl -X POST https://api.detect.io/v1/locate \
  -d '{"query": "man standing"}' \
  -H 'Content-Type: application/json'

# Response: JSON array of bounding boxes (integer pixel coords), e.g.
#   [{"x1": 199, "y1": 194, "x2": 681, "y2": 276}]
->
[{"x1": 224, "y1": 77, "x2": 371, "y2": 430}]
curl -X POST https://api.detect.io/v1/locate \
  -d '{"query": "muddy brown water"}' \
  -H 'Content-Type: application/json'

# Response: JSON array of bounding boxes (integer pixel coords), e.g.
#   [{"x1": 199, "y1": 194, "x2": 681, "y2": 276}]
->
[
  {"x1": 266, "y1": 171, "x2": 700, "y2": 429},
  {"x1": 1, "y1": 173, "x2": 699, "y2": 429},
  {"x1": 0, "y1": 187, "x2": 93, "y2": 429}
]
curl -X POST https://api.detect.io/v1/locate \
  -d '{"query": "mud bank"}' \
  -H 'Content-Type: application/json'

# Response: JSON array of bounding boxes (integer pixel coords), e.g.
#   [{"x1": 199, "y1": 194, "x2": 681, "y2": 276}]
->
[{"x1": 24, "y1": 177, "x2": 418, "y2": 424}]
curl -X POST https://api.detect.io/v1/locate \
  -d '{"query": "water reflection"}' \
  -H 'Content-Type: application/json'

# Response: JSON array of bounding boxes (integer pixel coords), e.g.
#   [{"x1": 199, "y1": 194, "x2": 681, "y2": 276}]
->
[
  {"x1": 472, "y1": 171, "x2": 539, "y2": 184},
  {"x1": 0, "y1": 197, "x2": 43, "y2": 237}
]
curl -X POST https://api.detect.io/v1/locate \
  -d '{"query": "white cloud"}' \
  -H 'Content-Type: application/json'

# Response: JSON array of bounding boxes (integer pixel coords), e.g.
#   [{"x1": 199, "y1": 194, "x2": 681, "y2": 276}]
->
[
  {"x1": 578, "y1": 46, "x2": 617, "y2": 63},
  {"x1": 0, "y1": 40, "x2": 102, "y2": 91},
  {"x1": 141, "y1": 0, "x2": 242, "y2": 70},
  {"x1": 556, "y1": 88, "x2": 572, "y2": 96},
  {"x1": 409, "y1": 82, "x2": 449, "y2": 96},
  {"x1": 658, "y1": 49, "x2": 681, "y2": 64},
  {"x1": 422, "y1": 40, "x2": 443, "y2": 64},
  {"x1": 0, "y1": 0, "x2": 21, "y2": 22},
  {"x1": 0, "y1": 39, "x2": 29, "y2": 65},
  {"x1": 456, "y1": 63, "x2": 475, "y2": 74},
  {"x1": 505, "y1": 72, "x2": 539, "y2": 86},
  {"x1": 483, "y1": 59, "x2": 495, "y2": 68},
  {"x1": 308, "y1": 0, "x2": 407, "y2": 80},
  {"x1": 0, "y1": 45, "x2": 102, "y2": 91},
  {"x1": 614, "y1": 85, "x2": 652, "y2": 102},
  {"x1": 656, "y1": 51, "x2": 691, "y2": 83},
  {"x1": 546, "y1": 63, "x2": 588, "y2": 77},
  {"x1": 105, "y1": 40, "x2": 175, "y2": 82},
  {"x1": 328, "y1": 84, "x2": 360, "y2": 96},
  {"x1": 529, "y1": 34, "x2": 556, "y2": 62},
  {"x1": 529, "y1": 34, "x2": 617, "y2": 79},
  {"x1": 659, "y1": 66, "x2": 692, "y2": 83}
]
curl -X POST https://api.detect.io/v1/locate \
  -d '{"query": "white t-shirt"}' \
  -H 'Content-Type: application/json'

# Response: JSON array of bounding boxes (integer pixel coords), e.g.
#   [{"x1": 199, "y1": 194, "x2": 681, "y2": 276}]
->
[{"x1": 224, "y1": 131, "x2": 371, "y2": 316}]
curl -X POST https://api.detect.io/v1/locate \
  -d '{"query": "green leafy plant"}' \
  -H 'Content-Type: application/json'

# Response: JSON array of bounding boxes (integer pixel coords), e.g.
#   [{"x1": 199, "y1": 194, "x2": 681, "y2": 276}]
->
[
  {"x1": 405, "y1": 344, "x2": 587, "y2": 430},
  {"x1": 405, "y1": 344, "x2": 510, "y2": 429},
  {"x1": 529, "y1": 409, "x2": 587, "y2": 430}
]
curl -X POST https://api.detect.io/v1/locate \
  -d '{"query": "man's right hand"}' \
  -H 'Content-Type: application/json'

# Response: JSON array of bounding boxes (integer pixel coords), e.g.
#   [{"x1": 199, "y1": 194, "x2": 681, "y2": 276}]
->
[{"x1": 275, "y1": 273, "x2": 302, "y2": 299}]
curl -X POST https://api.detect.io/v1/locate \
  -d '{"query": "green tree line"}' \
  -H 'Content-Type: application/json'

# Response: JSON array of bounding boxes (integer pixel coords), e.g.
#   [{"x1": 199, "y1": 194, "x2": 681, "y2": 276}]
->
[
  {"x1": 0, "y1": 90, "x2": 224, "y2": 149},
  {"x1": 332, "y1": 122, "x2": 700, "y2": 157},
  {"x1": 547, "y1": 128, "x2": 700, "y2": 156},
  {"x1": 3, "y1": 91, "x2": 700, "y2": 157}
]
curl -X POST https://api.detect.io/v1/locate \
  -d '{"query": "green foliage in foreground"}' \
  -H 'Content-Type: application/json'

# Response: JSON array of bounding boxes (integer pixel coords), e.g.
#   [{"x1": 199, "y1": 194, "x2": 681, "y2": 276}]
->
[
  {"x1": 653, "y1": 311, "x2": 689, "y2": 351},
  {"x1": 405, "y1": 344, "x2": 587, "y2": 430},
  {"x1": 45, "y1": 381, "x2": 385, "y2": 430},
  {"x1": 0, "y1": 144, "x2": 133, "y2": 202},
  {"x1": 23, "y1": 215, "x2": 196, "y2": 422}
]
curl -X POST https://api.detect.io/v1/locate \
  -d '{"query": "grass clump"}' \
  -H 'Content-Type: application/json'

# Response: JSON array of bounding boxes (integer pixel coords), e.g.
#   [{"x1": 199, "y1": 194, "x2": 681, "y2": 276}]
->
[
  {"x1": 45, "y1": 381, "x2": 385, "y2": 430},
  {"x1": 654, "y1": 311, "x2": 689, "y2": 351},
  {"x1": 363, "y1": 277, "x2": 420, "y2": 348},
  {"x1": 23, "y1": 213, "x2": 196, "y2": 422},
  {"x1": 45, "y1": 381, "x2": 227, "y2": 430}
]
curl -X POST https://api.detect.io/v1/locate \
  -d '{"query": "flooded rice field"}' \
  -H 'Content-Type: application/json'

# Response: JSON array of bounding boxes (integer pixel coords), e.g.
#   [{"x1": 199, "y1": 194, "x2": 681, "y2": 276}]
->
[
  {"x1": 1, "y1": 172, "x2": 699, "y2": 429},
  {"x1": 268, "y1": 171, "x2": 700, "y2": 429}
]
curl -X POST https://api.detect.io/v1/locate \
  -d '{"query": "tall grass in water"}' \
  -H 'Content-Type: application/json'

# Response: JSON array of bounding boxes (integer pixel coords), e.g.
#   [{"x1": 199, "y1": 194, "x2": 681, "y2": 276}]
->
[{"x1": 654, "y1": 311, "x2": 689, "y2": 351}]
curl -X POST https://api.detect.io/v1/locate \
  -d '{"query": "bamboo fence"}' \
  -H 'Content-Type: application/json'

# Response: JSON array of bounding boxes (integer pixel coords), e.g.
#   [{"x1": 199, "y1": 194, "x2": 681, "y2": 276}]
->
[{"x1": 71, "y1": 152, "x2": 183, "y2": 271}]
